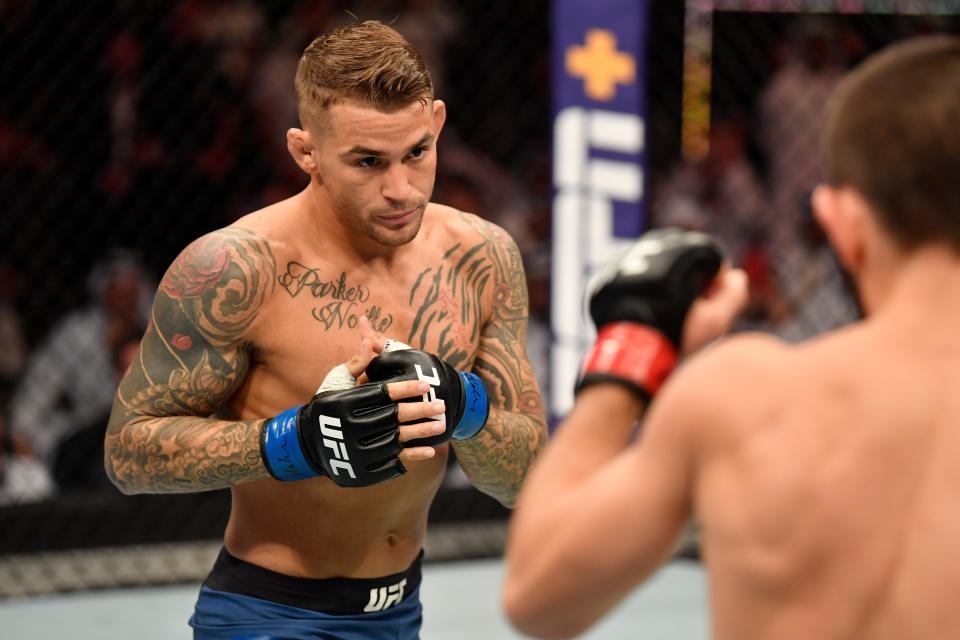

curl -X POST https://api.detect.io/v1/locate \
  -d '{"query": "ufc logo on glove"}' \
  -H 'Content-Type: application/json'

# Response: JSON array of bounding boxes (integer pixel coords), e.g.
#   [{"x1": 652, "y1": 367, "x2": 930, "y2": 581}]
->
[{"x1": 318, "y1": 415, "x2": 356, "y2": 479}]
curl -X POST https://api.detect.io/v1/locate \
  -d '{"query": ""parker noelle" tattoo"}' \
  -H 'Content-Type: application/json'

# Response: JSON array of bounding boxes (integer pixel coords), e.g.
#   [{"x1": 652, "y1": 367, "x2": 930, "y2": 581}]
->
[{"x1": 278, "y1": 262, "x2": 393, "y2": 331}]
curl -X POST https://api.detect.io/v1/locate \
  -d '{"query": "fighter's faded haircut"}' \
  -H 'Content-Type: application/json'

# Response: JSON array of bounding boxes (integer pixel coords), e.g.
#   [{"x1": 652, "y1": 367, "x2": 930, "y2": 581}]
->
[
  {"x1": 821, "y1": 35, "x2": 960, "y2": 252},
  {"x1": 295, "y1": 20, "x2": 434, "y2": 132}
]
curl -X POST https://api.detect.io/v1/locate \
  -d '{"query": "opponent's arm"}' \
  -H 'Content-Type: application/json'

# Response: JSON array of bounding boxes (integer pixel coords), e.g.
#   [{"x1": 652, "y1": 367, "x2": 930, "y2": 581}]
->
[{"x1": 502, "y1": 229, "x2": 747, "y2": 638}]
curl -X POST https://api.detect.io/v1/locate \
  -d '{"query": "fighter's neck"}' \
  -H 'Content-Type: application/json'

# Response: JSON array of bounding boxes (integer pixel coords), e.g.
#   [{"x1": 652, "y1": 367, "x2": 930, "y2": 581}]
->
[
  {"x1": 866, "y1": 245, "x2": 960, "y2": 321},
  {"x1": 294, "y1": 187, "x2": 423, "y2": 268}
]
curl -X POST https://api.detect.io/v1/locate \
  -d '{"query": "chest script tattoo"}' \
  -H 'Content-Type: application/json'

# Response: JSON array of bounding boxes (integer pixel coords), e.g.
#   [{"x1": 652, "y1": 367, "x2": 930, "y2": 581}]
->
[{"x1": 278, "y1": 262, "x2": 394, "y2": 332}]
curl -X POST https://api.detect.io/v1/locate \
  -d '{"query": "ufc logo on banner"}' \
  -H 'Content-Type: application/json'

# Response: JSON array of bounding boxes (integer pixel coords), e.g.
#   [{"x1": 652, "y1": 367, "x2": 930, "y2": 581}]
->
[
  {"x1": 552, "y1": 106, "x2": 644, "y2": 419},
  {"x1": 414, "y1": 364, "x2": 444, "y2": 422},
  {"x1": 364, "y1": 578, "x2": 408, "y2": 612},
  {"x1": 318, "y1": 415, "x2": 356, "y2": 478}
]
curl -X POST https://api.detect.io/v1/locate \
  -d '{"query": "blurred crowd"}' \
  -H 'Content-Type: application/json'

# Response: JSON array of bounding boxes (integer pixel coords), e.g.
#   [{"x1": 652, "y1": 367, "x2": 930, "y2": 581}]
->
[
  {"x1": 0, "y1": 0, "x2": 551, "y2": 504},
  {"x1": 0, "y1": 1, "x2": 955, "y2": 505},
  {"x1": 650, "y1": 15, "x2": 955, "y2": 341}
]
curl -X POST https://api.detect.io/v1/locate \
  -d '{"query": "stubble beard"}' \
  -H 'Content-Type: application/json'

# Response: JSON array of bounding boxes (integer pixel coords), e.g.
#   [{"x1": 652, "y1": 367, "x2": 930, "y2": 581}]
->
[{"x1": 343, "y1": 200, "x2": 427, "y2": 248}]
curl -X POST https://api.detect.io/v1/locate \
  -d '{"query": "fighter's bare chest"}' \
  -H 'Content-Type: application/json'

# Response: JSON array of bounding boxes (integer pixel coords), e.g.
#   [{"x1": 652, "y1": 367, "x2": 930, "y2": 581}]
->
[
  {"x1": 278, "y1": 264, "x2": 409, "y2": 337},
  {"x1": 258, "y1": 258, "x2": 488, "y2": 374}
]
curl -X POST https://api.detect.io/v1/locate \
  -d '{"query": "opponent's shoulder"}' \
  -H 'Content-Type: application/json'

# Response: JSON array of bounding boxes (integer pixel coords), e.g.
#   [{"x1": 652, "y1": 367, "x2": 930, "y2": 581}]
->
[
  {"x1": 689, "y1": 331, "x2": 795, "y2": 374},
  {"x1": 684, "y1": 331, "x2": 798, "y2": 396},
  {"x1": 645, "y1": 332, "x2": 796, "y2": 438}
]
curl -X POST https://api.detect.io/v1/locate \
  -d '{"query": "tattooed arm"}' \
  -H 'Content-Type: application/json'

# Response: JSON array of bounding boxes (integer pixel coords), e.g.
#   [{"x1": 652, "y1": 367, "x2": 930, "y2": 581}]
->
[
  {"x1": 105, "y1": 229, "x2": 275, "y2": 494},
  {"x1": 450, "y1": 223, "x2": 548, "y2": 508}
]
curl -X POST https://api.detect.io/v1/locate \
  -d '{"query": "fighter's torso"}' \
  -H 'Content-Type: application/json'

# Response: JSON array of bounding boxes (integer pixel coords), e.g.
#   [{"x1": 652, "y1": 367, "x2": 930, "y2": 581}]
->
[
  {"x1": 218, "y1": 200, "x2": 495, "y2": 579},
  {"x1": 693, "y1": 324, "x2": 960, "y2": 639}
]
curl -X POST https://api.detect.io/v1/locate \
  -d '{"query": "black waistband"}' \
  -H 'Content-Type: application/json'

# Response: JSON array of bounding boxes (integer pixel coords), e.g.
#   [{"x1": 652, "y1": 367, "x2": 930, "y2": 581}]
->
[{"x1": 203, "y1": 547, "x2": 423, "y2": 615}]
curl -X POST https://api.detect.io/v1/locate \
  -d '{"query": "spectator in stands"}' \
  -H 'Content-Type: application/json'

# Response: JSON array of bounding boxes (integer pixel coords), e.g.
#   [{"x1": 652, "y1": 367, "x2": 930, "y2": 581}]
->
[
  {"x1": 0, "y1": 412, "x2": 55, "y2": 506},
  {"x1": 653, "y1": 115, "x2": 768, "y2": 264},
  {"x1": 652, "y1": 116, "x2": 788, "y2": 329},
  {"x1": 752, "y1": 20, "x2": 862, "y2": 340},
  {"x1": 7, "y1": 250, "x2": 153, "y2": 485},
  {"x1": 98, "y1": 29, "x2": 148, "y2": 201},
  {"x1": 758, "y1": 17, "x2": 845, "y2": 251},
  {"x1": 0, "y1": 262, "x2": 51, "y2": 505}
]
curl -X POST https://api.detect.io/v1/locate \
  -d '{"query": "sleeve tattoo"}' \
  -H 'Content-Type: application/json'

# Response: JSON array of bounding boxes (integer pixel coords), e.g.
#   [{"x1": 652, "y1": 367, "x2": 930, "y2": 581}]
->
[
  {"x1": 450, "y1": 219, "x2": 548, "y2": 507},
  {"x1": 105, "y1": 229, "x2": 276, "y2": 494}
]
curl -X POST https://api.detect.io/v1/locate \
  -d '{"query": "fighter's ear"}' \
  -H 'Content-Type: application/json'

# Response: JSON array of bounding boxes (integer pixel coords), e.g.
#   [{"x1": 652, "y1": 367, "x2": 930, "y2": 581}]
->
[
  {"x1": 812, "y1": 184, "x2": 869, "y2": 274},
  {"x1": 431, "y1": 99, "x2": 447, "y2": 139},
  {"x1": 287, "y1": 127, "x2": 319, "y2": 175}
]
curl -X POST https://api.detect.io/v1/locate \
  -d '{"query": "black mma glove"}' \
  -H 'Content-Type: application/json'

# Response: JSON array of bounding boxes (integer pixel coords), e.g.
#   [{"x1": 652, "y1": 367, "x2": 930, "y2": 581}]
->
[
  {"x1": 577, "y1": 227, "x2": 723, "y2": 400},
  {"x1": 260, "y1": 383, "x2": 405, "y2": 487},
  {"x1": 365, "y1": 349, "x2": 489, "y2": 447}
]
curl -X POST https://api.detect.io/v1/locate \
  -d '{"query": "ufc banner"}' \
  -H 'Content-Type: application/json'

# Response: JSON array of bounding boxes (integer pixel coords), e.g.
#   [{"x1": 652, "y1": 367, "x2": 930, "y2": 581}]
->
[{"x1": 551, "y1": 0, "x2": 650, "y2": 421}]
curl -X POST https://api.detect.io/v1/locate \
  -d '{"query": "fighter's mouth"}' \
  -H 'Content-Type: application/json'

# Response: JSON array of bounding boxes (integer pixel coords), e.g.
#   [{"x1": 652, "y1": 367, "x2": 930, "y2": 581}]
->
[{"x1": 378, "y1": 206, "x2": 421, "y2": 224}]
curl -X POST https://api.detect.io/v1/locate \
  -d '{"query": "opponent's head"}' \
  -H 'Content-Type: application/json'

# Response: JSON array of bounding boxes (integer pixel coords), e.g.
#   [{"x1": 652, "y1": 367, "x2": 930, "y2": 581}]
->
[
  {"x1": 813, "y1": 35, "x2": 960, "y2": 289},
  {"x1": 287, "y1": 20, "x2": 446, "y2": 247}
]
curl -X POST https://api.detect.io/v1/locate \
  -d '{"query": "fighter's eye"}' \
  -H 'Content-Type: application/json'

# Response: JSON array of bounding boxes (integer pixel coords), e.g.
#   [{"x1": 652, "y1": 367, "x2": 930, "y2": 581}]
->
[
  {"x1": 357, "y1": 157, "x2": 379, "y2": 168},
  {"x1": 408, "y1": 147, "x2": 425, "y2": 160}
]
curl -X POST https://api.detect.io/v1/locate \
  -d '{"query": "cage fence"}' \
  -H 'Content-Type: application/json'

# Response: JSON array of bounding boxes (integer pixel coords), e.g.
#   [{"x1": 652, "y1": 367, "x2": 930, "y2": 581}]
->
[{"x1": 0, "y1": 0, "x2": 957, "y2": 597}]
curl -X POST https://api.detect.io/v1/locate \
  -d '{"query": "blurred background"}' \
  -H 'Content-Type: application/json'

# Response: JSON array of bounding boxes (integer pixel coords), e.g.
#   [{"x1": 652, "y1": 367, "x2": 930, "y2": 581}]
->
[{"x1": 0, "y1": 0, "x2": 957, "y2": 602}]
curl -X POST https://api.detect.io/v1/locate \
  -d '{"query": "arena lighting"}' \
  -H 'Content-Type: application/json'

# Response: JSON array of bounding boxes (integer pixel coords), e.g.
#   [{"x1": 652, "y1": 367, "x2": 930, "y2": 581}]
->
[{"x1": 681, "y1": 0, "x2": 960, "y2": 162}]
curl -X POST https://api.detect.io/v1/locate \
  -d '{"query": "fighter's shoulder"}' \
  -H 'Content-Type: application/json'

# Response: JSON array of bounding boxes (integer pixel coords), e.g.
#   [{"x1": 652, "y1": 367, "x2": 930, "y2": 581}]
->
[
  {"x1": 160, "y1": 225, "x2": 278, "y2": 300},
  {"x1": 426, "y1": 203, "x2": 518, "y2": 248}
]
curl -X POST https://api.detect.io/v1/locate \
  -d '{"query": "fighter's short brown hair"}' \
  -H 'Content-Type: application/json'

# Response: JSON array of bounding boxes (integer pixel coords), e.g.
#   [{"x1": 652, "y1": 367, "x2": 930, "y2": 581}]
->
[
  {"x1": 295, "y1": 20, "x2": 434, "y2": 132},
  {"x1": 822, "y1": 35, "x2": 960, "y2": 252}
]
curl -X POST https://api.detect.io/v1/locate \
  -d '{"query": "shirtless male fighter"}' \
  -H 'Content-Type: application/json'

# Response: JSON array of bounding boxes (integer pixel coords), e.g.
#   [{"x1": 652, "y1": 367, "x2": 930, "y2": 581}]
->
[
  {"x1": 503, "y1": 35, "x2": 960, "y2": 640},
  {"x1": 104, "y1": 20, "x2": 547, "y2": 639}
]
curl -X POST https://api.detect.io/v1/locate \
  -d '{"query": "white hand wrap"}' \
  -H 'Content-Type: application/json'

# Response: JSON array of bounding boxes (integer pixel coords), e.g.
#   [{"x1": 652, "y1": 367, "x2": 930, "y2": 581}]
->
[
  {"x1": 315, "y1": 339, "x2": 413, "y2": 393},
  {"x1": 316, "y1": 364, "x2": 357, "y2": 393}
]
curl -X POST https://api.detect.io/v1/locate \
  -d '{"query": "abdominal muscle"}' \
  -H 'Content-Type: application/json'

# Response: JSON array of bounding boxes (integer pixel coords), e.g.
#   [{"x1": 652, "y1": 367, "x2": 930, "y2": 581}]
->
[
  {"x1": 215, "y1": 274, "x2": 468, "y2": 579},
  {"x1": 225, "y1": 448, "x2": 449, "y2": 579}
]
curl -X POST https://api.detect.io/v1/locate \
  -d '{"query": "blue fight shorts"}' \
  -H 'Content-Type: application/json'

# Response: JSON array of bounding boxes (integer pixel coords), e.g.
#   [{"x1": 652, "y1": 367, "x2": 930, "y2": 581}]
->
[{"x1": 189, "y1": 547, "x2": 424, "y2": 640}]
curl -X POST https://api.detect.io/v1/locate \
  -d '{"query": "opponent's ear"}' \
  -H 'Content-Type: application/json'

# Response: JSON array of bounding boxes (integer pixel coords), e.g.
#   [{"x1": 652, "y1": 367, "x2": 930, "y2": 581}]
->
[
  {"x1": 287, "y1": 128, "x2": 319, "y2": 175},
  {"x1": 431, "y1": 99, "x2": 447, "y2": 139},
  {"x1": 812, "y1": 184, "x2": 868, "y2": 274}
]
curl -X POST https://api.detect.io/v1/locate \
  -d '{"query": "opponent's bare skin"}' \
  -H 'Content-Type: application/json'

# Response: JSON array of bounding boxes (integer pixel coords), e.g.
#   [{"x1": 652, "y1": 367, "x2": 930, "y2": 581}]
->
[
  {"x1": 503, "y1": 35, "x2": 960, "y2": 640},
  {"x1": 690, "y1": 256, "x2": 960, "y2": 639},
  {"x1": 106, "y1": 95, "x2": 546, "y2": 580},
  {"x1": 506, "y1": 249, "x2": 960, "y2": 640}
]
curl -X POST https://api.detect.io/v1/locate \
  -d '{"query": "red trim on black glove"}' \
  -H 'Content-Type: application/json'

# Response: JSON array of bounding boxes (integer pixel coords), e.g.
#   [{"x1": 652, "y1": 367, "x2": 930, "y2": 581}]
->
[{"x1": 578, "y1": 322, "x2": 678, "y2": 398}]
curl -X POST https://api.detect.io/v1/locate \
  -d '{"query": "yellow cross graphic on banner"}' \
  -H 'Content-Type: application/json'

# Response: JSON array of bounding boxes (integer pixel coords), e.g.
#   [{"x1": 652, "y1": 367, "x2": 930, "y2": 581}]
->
[{"x1": 566, "y1": 29, "x2": 636, "y2": 101}]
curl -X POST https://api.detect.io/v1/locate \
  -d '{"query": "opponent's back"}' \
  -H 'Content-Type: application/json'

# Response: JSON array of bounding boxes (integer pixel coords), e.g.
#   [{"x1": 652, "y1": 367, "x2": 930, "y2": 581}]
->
[
  {"x1": 501, "y1": 36, "x2": 960, "y2": 640},
  {"x1": 688, "y1": 35, "x2": 960, "y2": 639},
  {"x1": 692, "y1": 298, "x2": 960, "y2": 639}
]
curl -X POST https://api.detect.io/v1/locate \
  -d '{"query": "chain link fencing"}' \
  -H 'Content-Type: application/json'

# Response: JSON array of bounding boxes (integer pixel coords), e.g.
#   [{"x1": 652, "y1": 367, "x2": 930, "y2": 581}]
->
[{"x1": 0, "y1": 0, "x2": 957, "y2": 596}]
